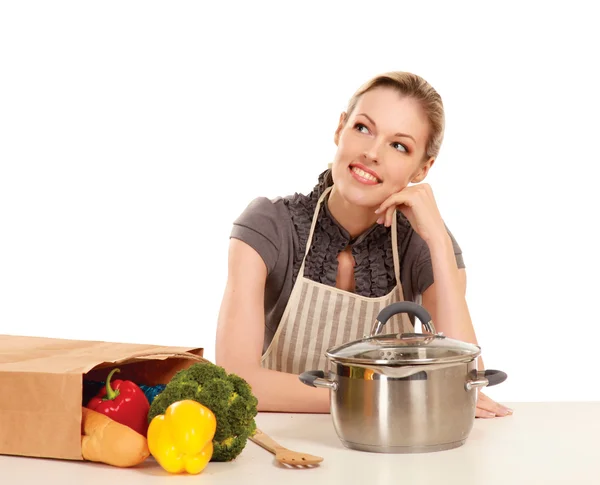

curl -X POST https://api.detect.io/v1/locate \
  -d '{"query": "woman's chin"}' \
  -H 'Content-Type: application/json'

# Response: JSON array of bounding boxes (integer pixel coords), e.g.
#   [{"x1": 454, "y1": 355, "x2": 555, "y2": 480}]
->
[{"x1": 334, "y1": 181, "x2": 383, "y2": 208}]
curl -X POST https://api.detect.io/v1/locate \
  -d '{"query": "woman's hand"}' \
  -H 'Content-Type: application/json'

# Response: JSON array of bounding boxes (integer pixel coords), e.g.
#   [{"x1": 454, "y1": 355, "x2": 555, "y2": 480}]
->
[
  {"x1": 375, "y1": 183, "x2": 445, "y2": 244},
  {"x1": 476, "y1": 392, "x2": 513, "y2": 418}
]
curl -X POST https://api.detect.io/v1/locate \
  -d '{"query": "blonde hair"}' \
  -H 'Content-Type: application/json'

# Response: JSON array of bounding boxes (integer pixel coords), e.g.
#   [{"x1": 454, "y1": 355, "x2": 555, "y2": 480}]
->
[{"x1": 345, "y1": 71, "x2": 445, "y2": 160}]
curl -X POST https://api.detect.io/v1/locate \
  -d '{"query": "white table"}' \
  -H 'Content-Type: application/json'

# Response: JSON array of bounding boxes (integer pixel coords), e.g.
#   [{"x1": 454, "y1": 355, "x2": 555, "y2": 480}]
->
[{"x1": 2, "y1": 403, "x2": 599, "y2": 485}]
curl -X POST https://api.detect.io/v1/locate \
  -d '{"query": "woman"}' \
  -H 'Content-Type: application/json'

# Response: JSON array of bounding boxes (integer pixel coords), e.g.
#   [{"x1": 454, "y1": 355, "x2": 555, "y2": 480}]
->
[{"x1": 215, "y1": 71, "x2": 512, "y2": 419}]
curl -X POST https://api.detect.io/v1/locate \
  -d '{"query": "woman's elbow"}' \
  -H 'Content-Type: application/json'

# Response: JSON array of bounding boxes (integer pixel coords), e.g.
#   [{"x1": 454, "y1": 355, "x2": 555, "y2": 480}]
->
[{"x1": 215, "y1": 343, "x2": 260, "y2": 379}]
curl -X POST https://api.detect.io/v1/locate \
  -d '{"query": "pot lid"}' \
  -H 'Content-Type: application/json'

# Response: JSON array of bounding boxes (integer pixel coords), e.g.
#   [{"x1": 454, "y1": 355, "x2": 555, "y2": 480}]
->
[{"x1": 325, "y1": 332, "x2": 481, "y2": 365}]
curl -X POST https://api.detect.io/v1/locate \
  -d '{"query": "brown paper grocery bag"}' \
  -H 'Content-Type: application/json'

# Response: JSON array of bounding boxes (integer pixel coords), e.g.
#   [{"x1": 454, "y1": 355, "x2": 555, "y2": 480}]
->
[{"x1": 0, "y1": 334, "x2": 206, "y2": 461}]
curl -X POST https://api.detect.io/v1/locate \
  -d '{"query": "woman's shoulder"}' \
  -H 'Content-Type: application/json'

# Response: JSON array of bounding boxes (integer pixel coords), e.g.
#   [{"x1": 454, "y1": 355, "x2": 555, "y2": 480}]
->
[
  {"x1": 234, "y1": 195, "x2": 291, "y2": 227},
  {"x1": 230, "y1": 194, "x2": 307, "y2": 275},
  {"x1": 230, "y1": 196, "x2": 288, "y2": 259},
  {"x1": 229, "y1": 170, "x2": 332, "y2": 272}
]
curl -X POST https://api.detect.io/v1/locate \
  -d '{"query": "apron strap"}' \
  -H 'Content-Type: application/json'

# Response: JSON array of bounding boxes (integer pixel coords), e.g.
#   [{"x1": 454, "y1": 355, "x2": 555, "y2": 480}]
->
[
  {"x1": 297, "y1": 186, "x2": 332, "y2": 277},
  {"x1": 391, "y1": 210, "x2": 402, "y2": 287}
]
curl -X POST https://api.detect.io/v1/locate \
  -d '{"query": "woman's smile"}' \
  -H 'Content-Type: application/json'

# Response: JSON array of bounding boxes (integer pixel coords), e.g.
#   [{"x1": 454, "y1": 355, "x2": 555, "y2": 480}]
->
[{"x1": 348, "y1": 163, "x2": 382, "y2": 186}]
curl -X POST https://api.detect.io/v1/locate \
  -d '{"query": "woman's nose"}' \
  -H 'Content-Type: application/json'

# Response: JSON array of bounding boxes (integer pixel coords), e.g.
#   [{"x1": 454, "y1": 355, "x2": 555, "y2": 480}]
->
[{"x1": 363, "y1": 138, "x2": 383, "y2": 163}]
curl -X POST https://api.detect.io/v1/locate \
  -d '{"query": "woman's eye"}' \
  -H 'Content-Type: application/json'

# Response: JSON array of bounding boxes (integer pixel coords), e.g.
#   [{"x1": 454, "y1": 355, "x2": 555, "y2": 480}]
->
[
  {"x1": 392, "y1": 142, "x2": 407, "y2": 153},
  {"x1": 354, "y1": 123, "x2": 370, "y2": 134}
]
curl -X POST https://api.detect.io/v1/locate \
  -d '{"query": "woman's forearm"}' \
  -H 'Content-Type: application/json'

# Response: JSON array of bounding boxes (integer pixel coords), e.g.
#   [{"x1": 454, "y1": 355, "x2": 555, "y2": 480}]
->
[{"x1": 428, "y1": 233, "x2": 484, "y2": 369}]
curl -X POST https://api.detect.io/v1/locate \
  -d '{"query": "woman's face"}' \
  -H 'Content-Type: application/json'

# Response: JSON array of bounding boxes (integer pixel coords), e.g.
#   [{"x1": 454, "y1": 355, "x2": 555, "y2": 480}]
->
[{"x1": 331, "y1": 86, "x2": 434, "y2": 208}]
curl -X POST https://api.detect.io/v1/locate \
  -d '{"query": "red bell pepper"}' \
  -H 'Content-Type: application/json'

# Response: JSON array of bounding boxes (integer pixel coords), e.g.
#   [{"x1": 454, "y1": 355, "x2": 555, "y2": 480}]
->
[{"x1": 86, "y1": 368, "x2": 150, "y2": 437}]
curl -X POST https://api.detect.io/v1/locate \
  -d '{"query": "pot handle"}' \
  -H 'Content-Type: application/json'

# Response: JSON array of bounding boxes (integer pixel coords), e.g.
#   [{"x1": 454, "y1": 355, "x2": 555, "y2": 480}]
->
[
  {"x1": 299, "y1": 370, "x2": 338, "y2": 391},
  {"x1": 465, "y1": 369, "x2": 508, "y2": 391},
  {"x1": 371, "y1": 301, "x2": 435, "y2": 336}
]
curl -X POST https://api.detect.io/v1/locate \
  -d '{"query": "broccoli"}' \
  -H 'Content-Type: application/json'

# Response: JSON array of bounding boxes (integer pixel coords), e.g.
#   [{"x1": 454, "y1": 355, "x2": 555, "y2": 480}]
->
[{"x1": 148, "y1": 362, "x2": 258, "y2": 462}]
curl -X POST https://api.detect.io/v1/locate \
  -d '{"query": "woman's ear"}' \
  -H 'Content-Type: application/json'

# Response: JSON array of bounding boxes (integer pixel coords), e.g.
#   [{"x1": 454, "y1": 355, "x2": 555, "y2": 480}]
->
[
  {"x1": 411, "y1": 157, "x2": 435, "y2": 183},
  {"x1": 334, "y1": 112, "x2": 347, "y2": 146}
]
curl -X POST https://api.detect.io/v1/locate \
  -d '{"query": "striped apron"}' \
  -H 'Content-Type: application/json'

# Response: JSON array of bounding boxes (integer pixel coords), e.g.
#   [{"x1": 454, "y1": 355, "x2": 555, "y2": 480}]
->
[{"x1": 260, "y1": 186, "x2": 413, "y2": 375}]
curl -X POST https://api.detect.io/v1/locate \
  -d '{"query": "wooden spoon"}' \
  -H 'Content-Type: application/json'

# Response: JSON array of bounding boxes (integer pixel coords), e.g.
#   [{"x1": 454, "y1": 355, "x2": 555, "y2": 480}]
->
[{"x1": 249, "y1": 428, "x2": 324, "y2": 467}]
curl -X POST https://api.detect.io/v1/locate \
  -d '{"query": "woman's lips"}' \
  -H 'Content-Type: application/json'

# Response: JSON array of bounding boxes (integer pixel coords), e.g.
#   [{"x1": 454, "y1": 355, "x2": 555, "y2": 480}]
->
[{"x1": 348, "y1": 164, "x2": 381, "y2": 185}]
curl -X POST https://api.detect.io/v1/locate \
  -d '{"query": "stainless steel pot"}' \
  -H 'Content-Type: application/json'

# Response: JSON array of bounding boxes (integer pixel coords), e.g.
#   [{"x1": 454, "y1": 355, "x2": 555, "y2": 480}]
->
[{"x1": 299, "y1": 301, "x2": 507, "y2": 454}]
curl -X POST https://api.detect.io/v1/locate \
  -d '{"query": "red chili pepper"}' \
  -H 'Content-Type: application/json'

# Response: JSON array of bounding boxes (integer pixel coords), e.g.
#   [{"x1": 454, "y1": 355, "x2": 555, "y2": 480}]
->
[{"x1": 86, "y1": 368, "x2": 150, "y2": 437}]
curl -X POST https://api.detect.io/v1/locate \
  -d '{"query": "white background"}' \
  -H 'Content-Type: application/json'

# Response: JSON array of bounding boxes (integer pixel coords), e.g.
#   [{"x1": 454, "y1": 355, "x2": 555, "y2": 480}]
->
[{"x1": 1, "y1": 1, "x2": 599, "y2": 403}]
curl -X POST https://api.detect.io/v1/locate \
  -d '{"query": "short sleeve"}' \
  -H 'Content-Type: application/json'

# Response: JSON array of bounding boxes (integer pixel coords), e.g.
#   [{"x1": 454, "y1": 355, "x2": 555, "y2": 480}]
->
[
  {"x1": 414, "y1": 226, "x2": 465, "y2": 295},
  {"x1": 230, "y1": 197, "x2": 282, "y2": 274}
]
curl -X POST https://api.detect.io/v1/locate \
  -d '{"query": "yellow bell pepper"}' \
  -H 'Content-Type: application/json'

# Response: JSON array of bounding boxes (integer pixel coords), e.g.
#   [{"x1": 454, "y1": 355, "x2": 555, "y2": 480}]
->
[{"x1": 147, "y1": 399, "x2": 216, "y2": 475}]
